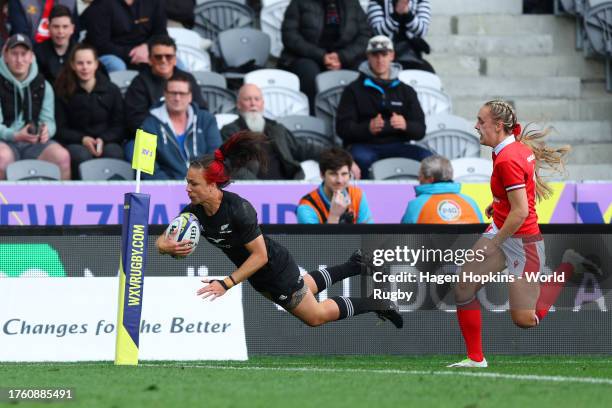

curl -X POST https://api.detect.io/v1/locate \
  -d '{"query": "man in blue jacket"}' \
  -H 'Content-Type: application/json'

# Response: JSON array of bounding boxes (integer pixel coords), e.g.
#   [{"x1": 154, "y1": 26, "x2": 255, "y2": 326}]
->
[{"x1": 141, "y1": 71, "x2": 221, "y2": 180}]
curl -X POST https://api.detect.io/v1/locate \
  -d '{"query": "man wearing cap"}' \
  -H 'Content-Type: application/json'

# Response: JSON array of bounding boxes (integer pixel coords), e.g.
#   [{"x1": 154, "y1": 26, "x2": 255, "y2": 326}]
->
[
  {"x1": 0, "y1": 34, "x2": 70, "y2": 180},
  {"x1": 336, "y1": 34, "x2": 431, "y2": 178}
]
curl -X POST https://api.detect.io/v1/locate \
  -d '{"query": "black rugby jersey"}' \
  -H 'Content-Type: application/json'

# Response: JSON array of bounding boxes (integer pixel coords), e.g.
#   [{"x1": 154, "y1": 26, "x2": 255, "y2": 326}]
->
[{"x1": 182, "y1": 190, "x2": 290, "y2": 286}]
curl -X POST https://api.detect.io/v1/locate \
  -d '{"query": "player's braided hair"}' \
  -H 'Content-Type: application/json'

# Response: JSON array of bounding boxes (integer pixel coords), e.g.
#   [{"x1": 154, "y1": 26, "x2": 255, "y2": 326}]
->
[
  {"x1": 189, "y1": 131, "x2": 268, "y2": 188},
  {"x1": 484, "y1": 99, "x2": 570, "y2": 201}
]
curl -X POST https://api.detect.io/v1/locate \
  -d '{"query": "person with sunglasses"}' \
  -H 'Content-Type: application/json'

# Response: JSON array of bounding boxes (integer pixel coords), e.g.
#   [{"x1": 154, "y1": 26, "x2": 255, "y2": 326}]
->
[
  {"x1": 139, "y1": 70, "x2": 221, "y2": 180},
  {"x1": 125, "y1": 34, "x2": 206, "y2": 138}
]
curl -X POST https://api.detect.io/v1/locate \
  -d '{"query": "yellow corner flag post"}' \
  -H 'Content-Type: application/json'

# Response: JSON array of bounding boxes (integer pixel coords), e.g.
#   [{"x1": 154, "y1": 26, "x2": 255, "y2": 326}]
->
[
  {"x1": 115, "y1": 129, "x2": 157, "y2": 365},
  {"x1": 131, "y1": 129, "x2": 157, "y2": 193}
]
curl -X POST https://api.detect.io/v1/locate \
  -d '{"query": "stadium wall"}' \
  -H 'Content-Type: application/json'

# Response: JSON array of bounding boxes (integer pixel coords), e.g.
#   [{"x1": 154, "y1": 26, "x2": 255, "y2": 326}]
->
[
  {"x1": 1, "y1": 225, "x2": 610, "y2": 359},
  {"x1": 1, "y1": 181, "x2": 612, "y2": 225}
]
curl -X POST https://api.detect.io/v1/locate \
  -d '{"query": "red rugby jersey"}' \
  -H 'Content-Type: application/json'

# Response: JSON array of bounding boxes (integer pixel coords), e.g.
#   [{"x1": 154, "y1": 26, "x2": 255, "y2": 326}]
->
[{"x1": 490, "y1": 136, "x2": 540, "y2": 235}]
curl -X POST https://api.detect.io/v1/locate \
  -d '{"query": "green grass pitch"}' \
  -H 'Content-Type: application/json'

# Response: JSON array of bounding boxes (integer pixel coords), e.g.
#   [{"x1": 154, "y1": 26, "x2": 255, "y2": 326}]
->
[{"x1": 2, "y1": 356, "x2": 612, "y2": 408}]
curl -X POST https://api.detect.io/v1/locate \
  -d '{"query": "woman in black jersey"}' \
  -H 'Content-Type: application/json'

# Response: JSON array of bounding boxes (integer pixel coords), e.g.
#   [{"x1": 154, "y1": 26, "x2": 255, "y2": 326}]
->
[{"x1": 156, "y1": 131, "x2": 402, "y2": 329}]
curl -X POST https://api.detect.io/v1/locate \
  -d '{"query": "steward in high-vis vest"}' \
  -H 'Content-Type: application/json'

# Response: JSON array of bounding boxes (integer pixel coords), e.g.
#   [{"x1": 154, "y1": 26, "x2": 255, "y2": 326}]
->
[
  {"x1": 401, "y1": 155, "x2": 483, "y2": 224},
  {"x1": 297, "y1": 147, "x2": 373, "y2": 224}
]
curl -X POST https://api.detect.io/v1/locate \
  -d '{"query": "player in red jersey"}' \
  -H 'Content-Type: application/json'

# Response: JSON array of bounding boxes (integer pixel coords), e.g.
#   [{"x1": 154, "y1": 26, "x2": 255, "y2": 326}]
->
[{"x1": 447, "y1": 99, "x2": 582, "y2": 368}]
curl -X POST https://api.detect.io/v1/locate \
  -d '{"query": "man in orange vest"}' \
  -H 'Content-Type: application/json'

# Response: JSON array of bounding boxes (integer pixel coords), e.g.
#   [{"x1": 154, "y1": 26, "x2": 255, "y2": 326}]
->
[
  {"x1": 401, "y1": 155, "x2": 483, "y2": 224},
  {"x1": 297, "y1": 147, "x2": 373, "y2": 224}
]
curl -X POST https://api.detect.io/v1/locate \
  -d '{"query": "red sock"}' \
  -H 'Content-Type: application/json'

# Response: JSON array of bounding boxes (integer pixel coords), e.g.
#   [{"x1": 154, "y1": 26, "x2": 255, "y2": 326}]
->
[
  {"x1": 535, "y1": 263, "x2": 574, "y2": 322},
  {"x1": 456, "y1": 297, "x2": 484, "y2": 362}
]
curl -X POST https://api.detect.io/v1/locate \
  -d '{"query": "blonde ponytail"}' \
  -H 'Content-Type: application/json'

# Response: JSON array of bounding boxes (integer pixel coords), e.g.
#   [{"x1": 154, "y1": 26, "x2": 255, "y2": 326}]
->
[{"x1": 484, "y1": 100, "x2": 571, "y2": 201}]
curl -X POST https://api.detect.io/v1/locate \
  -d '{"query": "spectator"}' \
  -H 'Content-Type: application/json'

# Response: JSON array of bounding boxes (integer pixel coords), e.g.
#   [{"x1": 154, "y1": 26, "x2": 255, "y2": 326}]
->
[
  {"x1": 83, "y1": 0, "x2": 167, "y2": 72},
  {"x1": 140, "y1": 71, "x2": 221, "y2": 180},
  {"x1": 367, "y1": 0, "x2": 434, "y2": 72},
  {"x1": 34, "y1": 5, "x2": 75, "y2": 84},
  {"x1": 297, "y1": 147, "x2": 372, "y2": 224},
  {"x1": 124, "y1": 35, "x2": 206, "y2": 138},
  {"x1": 401, "y1": 155, "x2": 483, "y2": 223},
  {"x1": 279, "y1": 0, "x2": 371, "y2": 108},
  {"x1": 220, "y1": 83, "x2": 329, "y2": 180},
  {"x1": 0, "y1": 34, "x2": 70, "y2": 179},
  {"x1": 166, "y1": 0, "x2": 195, "y2": 29},
  {"x1": 8, "y1": 0, "x2": 78, "y2": 44},
  {"x1": 336, "y1": 34, "x2": 431, "y2": 178},
  {"x1": 54, "y1": 43, "x2": 127, "y2": 179}
]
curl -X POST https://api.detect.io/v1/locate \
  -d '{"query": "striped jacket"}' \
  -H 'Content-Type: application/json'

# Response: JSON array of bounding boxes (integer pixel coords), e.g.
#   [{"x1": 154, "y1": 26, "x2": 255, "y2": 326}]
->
[{"x1": 367, "y1": 0, "x2": 431, "y2": 40}]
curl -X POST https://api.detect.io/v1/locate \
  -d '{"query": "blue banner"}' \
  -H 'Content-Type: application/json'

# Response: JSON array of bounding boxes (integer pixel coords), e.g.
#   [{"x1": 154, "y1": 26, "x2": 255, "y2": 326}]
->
[{"x1": 115, "y1": 193, "x2": 150, "y2": 365}]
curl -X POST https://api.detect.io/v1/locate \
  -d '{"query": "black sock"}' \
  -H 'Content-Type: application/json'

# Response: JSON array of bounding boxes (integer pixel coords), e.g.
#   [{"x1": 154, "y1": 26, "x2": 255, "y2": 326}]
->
[
  {"x1": 309, "y1": 262, "x2": 360, "y2": 293},
  {"x1": 330, "y1": 296, "x2": 389, "y2": 320}
]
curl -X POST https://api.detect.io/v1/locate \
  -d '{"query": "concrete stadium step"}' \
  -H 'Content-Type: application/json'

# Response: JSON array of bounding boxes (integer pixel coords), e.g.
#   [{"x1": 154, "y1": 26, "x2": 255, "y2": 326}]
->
[
  {"x1": 484, "y1": 55, "x2": 605, "y2": 80},
  {"x1": 563, "y1": 143, "x2": 612, "y2": 165},
  {"x1": 562, "y1": 165, "x2": 612, "y2": 181},
  {"x1": 441, "y1": 76, "x2": 581, "y2": 98},
  {"x1": 427, "y1": 55, "x2": 481, "y2": 76},
  {"x1": 428, "y1": 35, "x2": 553, "y2": 56},
  {"x1": 451, "y1": 96, "x2": 612, "y2": 122},
  {"x1": 430, "y1": 0, "x2": 522, "y2": 15}
]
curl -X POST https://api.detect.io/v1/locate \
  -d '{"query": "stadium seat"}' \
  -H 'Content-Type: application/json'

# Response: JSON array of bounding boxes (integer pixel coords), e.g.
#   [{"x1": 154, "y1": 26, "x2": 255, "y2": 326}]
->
[
  {"x1": 421, "y1": 115, "x2": 481, "y2": 159},
  {"x1": 426, "y1": 113, "x2": 473, "y2": 134},
  {"x1": 215, "y1": 113, "x2": 239, "y2": 128},
  {"x1": 168, "y1": 27, "x2": 212, "y2": 50},
  {"x1": 217, "y1": 28, "x2": 271, "y2": 77},
  {"x1": 315, "y1": 70, "x2": 359, "y2": 93},
  {"x1": 314, "y1": 86, "x2": 345, "y2": 137},
  {"x1": 192, "y1": 70, "x2": 227, "y2": 88},
  {"x1": 398, "y1": 70, "x2": 443, "y2": 91},
  {"x1": 79, "y1": 159, "x2": 134, "y2": 181},
  {"x1": 370, "y1": 157, "x2": 421, "y2": 180},
  {"x1": 194, "y1": 0, "x2": 255, "y2": 45},
  {"x1": 109, "y1": 70, "x2": 138, "y2": 95},
  {"x1": 175, "y1": 45, "x2": 212, "y2": 72},
  {"x1": 260, "y1": 0, "x2": 290, "y2": 58},
  {"x1": 278, "y1": 115, "x2": 333, "y2": 148},
  {"x1": 451, "y1": 157, "x2": 493, "y2": 183},
  {"x1": 200, "y1": 86, "x2": 237, "y2": 114},
  {"x1": 414, "y1": 86, "x2": 453, "y2": 116},
  {"x1": 260, "y1": 87, "x2": 309, "y2": 119},
  {"x1": 583, "y1": 2, "x2": 612, "y2": 91},
  {"x1": 300, "y1": 160, "x2": 321, "y2": 183},
  {"x1": 244, "y1": 69, "x2": 300, "y2": 91},
  {"x1": 6, "y1": 160, "x2": 61, "y2": 181}
]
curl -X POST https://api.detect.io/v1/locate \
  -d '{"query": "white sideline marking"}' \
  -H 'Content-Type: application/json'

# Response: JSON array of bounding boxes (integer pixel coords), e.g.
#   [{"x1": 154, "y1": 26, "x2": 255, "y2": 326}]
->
[{"x1": 140, "y1": 363, "x2": 612, "y2": 385}]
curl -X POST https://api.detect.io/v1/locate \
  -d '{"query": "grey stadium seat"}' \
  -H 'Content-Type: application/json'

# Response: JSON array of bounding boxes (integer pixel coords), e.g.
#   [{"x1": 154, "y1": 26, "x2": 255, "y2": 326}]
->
[
  {"x1": 79, "y1": 159, "x2": 134, "y2": 181},
  {"x1": 109, "y1": 70, "x2": 138, "y2": 95},
  {"x1": 194, "y1": 0, "x2": 255, "y2": 45},
  {"x1": 260, "y1": 87, "x2": 309, "y2": 119},
  {"x1": 217, "y1": 28, "x2": 271, "y2": 73},
  {"x1": 315, "y1": 70, "x2": 359, "y2": 94},
  {"x1": 6, "y1": 160, "x2": 61, "y2": 181},
  {"x1": 278, "y1": 115, "x2": 333, "y2": 148},
  {"x1": 370, "y1": 158, "x2": 421, "y2": 180},
  {"x1": 192, "y1": 70, "x2": 227, "y2": 88},
  {"x1": 420, "y1": 130, "x2": 481, "y2": 159},
  {"x1": 584, "y1": 2, "x2": 612, "y2": 91},
  {"x1": 200, "y1": 86, "x2": 237, "y2": 114}
]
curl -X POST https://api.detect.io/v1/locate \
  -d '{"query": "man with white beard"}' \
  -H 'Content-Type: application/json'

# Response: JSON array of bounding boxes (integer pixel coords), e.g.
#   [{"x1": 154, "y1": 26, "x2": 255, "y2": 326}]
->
[{"x1": 220, "y1": 83, "x2": 327, "y2": 180}]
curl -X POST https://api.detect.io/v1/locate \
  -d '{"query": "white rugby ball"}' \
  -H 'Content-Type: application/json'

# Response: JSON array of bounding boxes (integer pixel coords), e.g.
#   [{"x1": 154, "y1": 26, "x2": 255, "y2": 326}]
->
[{"x1": 165, "y1": 213, "x2": 201, "y2": 257}]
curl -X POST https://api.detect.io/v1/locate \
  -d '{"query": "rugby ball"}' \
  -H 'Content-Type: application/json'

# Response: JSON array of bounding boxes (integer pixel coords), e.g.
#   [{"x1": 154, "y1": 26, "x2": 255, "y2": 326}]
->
[{"x1": 165, "y1": 213, "x2": 201, "y2": 257}]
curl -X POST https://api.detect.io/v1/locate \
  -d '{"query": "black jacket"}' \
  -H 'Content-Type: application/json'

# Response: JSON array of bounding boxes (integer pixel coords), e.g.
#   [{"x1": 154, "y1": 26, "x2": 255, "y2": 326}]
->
[
  {"x1": 84, "y1": 0, "x2": 167, "y2": 64},
  {"x1": 124, "y1": 66, "x2": 207, "y2": 136},
  {"x1": 336, "y1": 69, "x2": 425, "y2": 145},
  {"x1": 34, "y1": 40, "x2": 74, "y2": 84},
  {"x1": 280, "y1": 0, "x2": 371, "y2": 68},
  {"x1": 55, "y1": 72, "x2": 126, "y2": 145},
  {"x1": 221, "y1": 117, "x2": 324, "y2": 179},
  {"x1": 166, "y1": 0, "x2": 195, "y2": 28}
]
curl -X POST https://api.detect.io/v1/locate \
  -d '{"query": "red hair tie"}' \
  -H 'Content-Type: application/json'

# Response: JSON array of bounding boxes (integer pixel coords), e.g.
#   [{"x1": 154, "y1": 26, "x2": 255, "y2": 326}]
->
[
  {"x1": 214, "y1": 149, "x2": 224, "y2": 162},
  {"x1": 512, "y1": 123, "x2": 522, "y2": 137}
]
